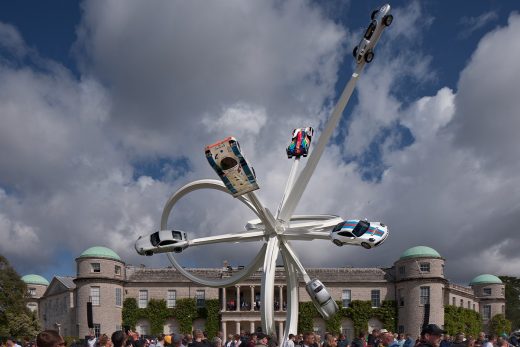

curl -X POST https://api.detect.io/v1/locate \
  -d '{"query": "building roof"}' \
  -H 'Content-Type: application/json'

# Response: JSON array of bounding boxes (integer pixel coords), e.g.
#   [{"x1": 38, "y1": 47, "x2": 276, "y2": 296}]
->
[
  {"x1": 399, "y1": 246, "x2": 441, "y2": 260},
  {"x1": 21, "y1": 274, "x2": 50, "y2": 286},
  {"x1": 469, "y1": 274, "x2": 502, "y2": 285},
  {"x1": 79, "y1": 246, "x2": 121, "y2": 261},
  {"x1": 56, "y1": 276, "x2": 76, "y2": 289}
]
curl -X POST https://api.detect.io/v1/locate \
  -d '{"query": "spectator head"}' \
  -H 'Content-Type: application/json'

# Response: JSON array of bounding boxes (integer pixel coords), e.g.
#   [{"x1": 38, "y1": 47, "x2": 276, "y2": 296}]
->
[
  {"x1": 111, "y1": 331, "x2": 127, "y2": 347},
  {"x1": 381, "y1": 333, "x2": 394, "y2": 347},
  {"x1": 421, "y1": 324, "x2": 446, "y2": 346},
  {"x1": 158, "y1": 335, "x2": 165, "y2": 343},
  {"x1": 455, "y1": 333, "x2": 465, "y2": 343},
  {"x1": 289, "y1": 335, "x2": 295, "y2": 341},
  {"x1": 303, "y1": 333, "x2": 315, "y2": 346},
  {"x1": 99, "y1": 334, "x2": 111, "y2": 347},
  {"x1": 327, "y1": 335, "x2": 338, "y2": 347},
  {"x1": 36, "y1": 331, "x2": 64, "y2": 347}
]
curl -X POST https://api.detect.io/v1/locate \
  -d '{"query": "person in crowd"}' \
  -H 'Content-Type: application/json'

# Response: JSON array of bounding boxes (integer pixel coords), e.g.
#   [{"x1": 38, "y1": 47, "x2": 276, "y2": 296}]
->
[
  {"x1": 337, "y1": 334, "x2": 348, "y2": 347},
  {"x1": 189, "y1": 330, "x2": 210, "y2": 347},
  {"x1": 156, "y1": 335, "x2": 165, "y2": 347},
  {"x1": 302, "y1": 333, "x2": 315, "y2": 347},
  {"x1": 497, "y1": 335, "x2": 509, "y2": 347},
  {"x1": 474, "y1": 333, "x2": 486, "y2": 347},
  {"x1": 212, "y1": 332, "x2": 223, "y2": 347},
  {"x1": 285, "y1": 335, "x2": 295, "y2": 347},
  {"x1": 255, "y1": 335, "x2": 268, "y2": 347},
  {"x1": 98, "y1": 334, "x2": 112, "y2": 347},
  {"x1": 351, "y1": 332, "x2": 366, "y2": 347},
  {"x1": 396, "y1": 334, "x2": 405, "y2": 347},
  {"x1": 402, "y1": 335, "x2": 413, "y2": 347},
  {"x1": 482, "y1": 335, "x2": 495, "y2": 347},
  {"x1": 35, "y1": 331, "x2": 65, "y2": 347},
  {"x1": 368, "y1": 331, "x2": 379, "y2": 347},
  {"x1": 314, "y1": 335, "x2": 321, "y2": 347},
  {"x1": 451, "y1": 333, "x2": 466, "y2": 347},
  {"x1": 510, "y1": 334, "x2": 519, "y2": 347},
  {"x1": 326, "y1": 336, "x2": 338, "y2": 347},
  {"x1": 110, "y1": 330, "x2": 128, "y2": 347},
  {"x1": 225, "y1": 336, "x2": 234, "y2": 347},
  {"x1": 173, "y1": 336, "x2": 185, "y2": 347},
  {"x1": 466, "y1": 336, "x2": 475, "y2": 347},
  {"x1": 415, "y1": 324, "x2": 446, "y2": 347}
]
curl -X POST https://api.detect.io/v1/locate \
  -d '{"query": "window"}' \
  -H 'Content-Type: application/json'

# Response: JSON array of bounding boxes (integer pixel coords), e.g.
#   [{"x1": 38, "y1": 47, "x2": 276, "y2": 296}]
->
[
  {"x1": 139, "y1": 290, "x2": 148, "y2": 308},
  {"x1": 483, "y1": 305, "x2": 491, "y2": 320},
  {"x1": 167, "y1": 290, "x2": 177, "y2": 308},
  {"x1": 138, "y1": 324, "x2": 149, "y2": 336},
  {"x1": 398, "y1": 288, "x2": 404, "y2": 307},
  {"x1": 91, "y1": 263, "x2": 101, "y2": 273},
  {"x1": 502, "y1": 305, "x2": 505, "y2": 314},
  {"x1": 501, "y1": 288, "x2": 505, "y2": 295},
  {"x1": 473, "y1": 303, "x2": 476, "y2": 311},
  {"x1": 115, "y1": 265, "x2": 121, "y2": 276},
  {"x1": 460, "y1": 299, "x2": 463, "y2": 307},
  {"x1": 420, "y1": 287, "x2": 430, "y2": 305},
  {"x1": 399, "y1": 266, "x2": 405, "y2": 275},
  {"x1": 196, "y1": 290, "x2": 205, "y2": 308},
  {"x1": 115, "y1": 288, "x2": 122, "y2": 307},
  {"x1": 371, "y1": 290, "x2": 380, "y2": 308},
  {"x1": 90, "y1": 287, "x2": 100, "y2": 306},
  {"x1": 28, "y1": 288, "x2": 36, "y2": 296},
  {"x1": 468, "y1": 301, "x2": 471, "y2": 309},
  {"x1": 342, "y1": 290, "x2": 351, "y2": 308},
  {"x1": 93, "y1": 323, "x2": 101, "y2": 338},
  {"x1": 483, "y1": 288, "x2": 492, "y2": 296},
  {"x1": 398, "y1": 326, "x2": 404, "y2": 334},
  {"x1": 452, "y1": 297, "x2": 456, "y2": 306},
  {"x1": 420, "y1": 263, "x2": 430, "y2": 272}
]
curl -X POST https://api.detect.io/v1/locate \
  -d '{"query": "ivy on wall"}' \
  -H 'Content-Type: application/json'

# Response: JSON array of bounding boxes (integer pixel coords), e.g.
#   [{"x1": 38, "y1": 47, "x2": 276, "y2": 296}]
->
[
  {"x1": 122, "y1": 298, "x2": 220, "y2": 337},
  {"x1": 444, "y1": 305, "x2": 482, "y2": 336},
  {"x1": 297, "y1": 300, "x2": 397, "y2": 335}
]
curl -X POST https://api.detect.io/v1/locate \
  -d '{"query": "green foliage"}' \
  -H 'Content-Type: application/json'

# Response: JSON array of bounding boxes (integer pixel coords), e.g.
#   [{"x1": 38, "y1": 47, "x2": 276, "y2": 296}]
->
[
  {"x1": 298, "y1": 300, "x2": 397, "y2": 335},
  {"x1": 489, "y1": 314, "x2": 511, "y2": 336},
  {"x1": 198, "y1": 299, "x2": 220, "y2": 339},
  {"x1": 298, "y1": 302, "x2": 318, "y2": 333},
  {"x1": 0, "y1": 255, "x2": 40, "y2": 338},
  {"x1": 444, "y1": 305, "x2": 482, "y2": 336},
  {"x1": 122, "y1": 297, "x2": 211, "y2": 336},
  {"x1": 500, "y1": 276, "x2": 520, "y2": 329}
]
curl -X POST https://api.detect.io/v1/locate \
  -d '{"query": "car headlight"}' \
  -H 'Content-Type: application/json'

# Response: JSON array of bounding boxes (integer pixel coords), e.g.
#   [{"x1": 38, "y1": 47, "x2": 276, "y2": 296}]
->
[{"x1": 369, "y1": 238, "x2": 375, "y2": 242}]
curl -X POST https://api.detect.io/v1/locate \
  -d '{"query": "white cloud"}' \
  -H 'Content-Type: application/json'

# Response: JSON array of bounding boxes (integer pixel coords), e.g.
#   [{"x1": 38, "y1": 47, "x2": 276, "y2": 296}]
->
[
  {"x1": 459, "y1": 10, "x2": 499, "y2": 38},
  {"x1": 1, "y1": 4, "x2": 520, "y2": 286}
]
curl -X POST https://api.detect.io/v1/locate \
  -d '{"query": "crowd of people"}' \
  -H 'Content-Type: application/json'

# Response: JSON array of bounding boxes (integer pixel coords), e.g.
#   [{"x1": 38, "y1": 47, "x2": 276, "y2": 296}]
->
[{"x1": 2, "y1": 325, "x2": 520, "y2": 347}]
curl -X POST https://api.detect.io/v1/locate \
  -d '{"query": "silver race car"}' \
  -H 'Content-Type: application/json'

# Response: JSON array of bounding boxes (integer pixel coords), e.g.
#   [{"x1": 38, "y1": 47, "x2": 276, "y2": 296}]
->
[
  {"x1": 306, "y1": 279, "x2": 338, "y2": 320},
  {"x1": 135, "y1": 230, "x2": 189, "y2": 256},
  {"x1": 353, "y1": 3, "x2": 393, "y2": 64}
]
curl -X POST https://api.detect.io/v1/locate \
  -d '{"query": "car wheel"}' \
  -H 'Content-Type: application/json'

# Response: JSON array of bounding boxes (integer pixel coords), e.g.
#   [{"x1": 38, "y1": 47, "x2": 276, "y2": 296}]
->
[
  {"x1": 145, "y1": 250, "x2": 153, "y2": 256},
  {"x1": 333, "y1": 239, "x2": 343, "y2": 247},
  {"x1": 352, "y1": 46, "x2": 358, "y2": 58},
  {"x1": 383, "y1": 14, "x2": 393, "y2": 26},
  {"x1": 364, "y1": 51, "x2": 374, "y2": 63},
  {"x1": 371, "y1": 9, "x2": 379, "y2": 20},
  {"x1": 361, "y1": 242, "x2": 371, "y2": 249},
  {"x1": 173, "y1": 248, "x2": 182, "y2": 253}
]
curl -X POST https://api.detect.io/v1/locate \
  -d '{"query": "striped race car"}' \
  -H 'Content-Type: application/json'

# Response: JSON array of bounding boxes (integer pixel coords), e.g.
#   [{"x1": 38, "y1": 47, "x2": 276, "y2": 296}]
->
[
  {"x1": 286, "y1": 127, "x2": 314, "y2": 159},
  {"x1": 205, "y1": 136, "x2": 259, "y2": 197},
  {"x1": 330, "y1": 219, "x2": 388, "y2": 249}
]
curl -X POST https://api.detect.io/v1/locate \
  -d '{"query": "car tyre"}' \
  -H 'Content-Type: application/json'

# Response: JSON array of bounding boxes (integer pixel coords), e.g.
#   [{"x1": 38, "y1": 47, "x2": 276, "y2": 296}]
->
[
  {"x1": 364, "y1": 51, "x2": 374, "y2": 63},
  {"x1": 371, "y1": 9, "x2": 379, "y2": 20},
  {"x1": 352, "y1": 46, "x2": 358, "y2": 58},
  {"x1": 361, "y1": 242, "x2": 371, "y2": 249},
  {"x1": 333, "y1": 239, "x2": 343, "y2": 247},
  {"x1": 383, "y1": 14, "x2": 393, "y2": 26}
]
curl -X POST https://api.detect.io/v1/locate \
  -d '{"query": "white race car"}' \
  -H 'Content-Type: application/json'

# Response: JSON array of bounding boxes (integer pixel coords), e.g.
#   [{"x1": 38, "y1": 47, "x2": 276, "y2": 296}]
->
[
  {"x1": 330, "y1": 219, "x2": 388, "y2": 249},
  {"x1": 205, "y1": 136, "x2": 259, "y2": 197},
  {"x1": 305, "y1": 279, "x2": 338, "y2": 320},
  {"x1": 353, "y1": 3, "x2": 393, "y2": 64},
  {"x1": 135, "y1": 230, "x2": 189, "y2": 256}
]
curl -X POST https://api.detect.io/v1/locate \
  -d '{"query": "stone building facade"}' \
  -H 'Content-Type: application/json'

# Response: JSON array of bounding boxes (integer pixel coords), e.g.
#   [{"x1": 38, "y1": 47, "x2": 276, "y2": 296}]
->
[{"x1": 23, "y1": 245, "x2": 505, "y2": 340}]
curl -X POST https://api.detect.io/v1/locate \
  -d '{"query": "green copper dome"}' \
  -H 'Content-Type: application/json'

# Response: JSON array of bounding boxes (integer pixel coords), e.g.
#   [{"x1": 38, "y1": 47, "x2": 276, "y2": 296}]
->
[
  {"x1": 400, "y1": 246, "x2": 441, "y2": 260},
  {"x1": 470, "y1": 274, "x2": 502, "y2": 286},
  {"x1": 79, "y1": 246, "x2": 121, "y2": 261},
  {"x1": 22, "y1": 274, "x2": 49, "y2": 286}
]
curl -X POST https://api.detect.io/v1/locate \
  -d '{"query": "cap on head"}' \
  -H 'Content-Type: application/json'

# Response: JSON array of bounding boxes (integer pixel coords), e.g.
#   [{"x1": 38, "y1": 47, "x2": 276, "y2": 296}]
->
[{"x1": 421, "y1": 324, "x2": 446, "y2": 336}]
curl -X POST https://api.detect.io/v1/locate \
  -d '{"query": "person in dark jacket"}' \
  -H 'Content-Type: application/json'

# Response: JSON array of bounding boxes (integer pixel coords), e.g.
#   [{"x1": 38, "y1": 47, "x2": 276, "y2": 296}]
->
[{"x1": 415, "y1": 324, "x2": 446, "y2": 347}]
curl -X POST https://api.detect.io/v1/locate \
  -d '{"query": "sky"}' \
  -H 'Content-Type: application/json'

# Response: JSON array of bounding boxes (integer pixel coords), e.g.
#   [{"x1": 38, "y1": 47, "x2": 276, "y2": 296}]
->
[{"x1": 1, "y1": 0, "x2": 520, "y2": 286}]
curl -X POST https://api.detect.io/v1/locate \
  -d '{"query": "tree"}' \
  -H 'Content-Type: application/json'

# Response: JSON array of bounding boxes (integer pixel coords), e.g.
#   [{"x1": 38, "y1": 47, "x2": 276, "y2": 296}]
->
[
  {"x1": 500, "y1": 276, "x2": 520, "y2": 330},
  {"x1": 489, "y1": 314, "x2": 512, "y2": 336},
  {"x1": 0, "y1": 254, "x2": 40, "y2": 337}
]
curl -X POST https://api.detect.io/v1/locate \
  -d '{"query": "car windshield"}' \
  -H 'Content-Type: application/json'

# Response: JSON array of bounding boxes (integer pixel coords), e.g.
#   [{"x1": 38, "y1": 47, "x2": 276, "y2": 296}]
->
[
  {"x1": 314, "y1": 285, "x2": 324, "y2": 293},
  {"x1": 352, "y1": 221, "x2": 370, "y2": 237},
  {"x1": 171, "y1": 230, "x2": 182, "y2": 240},
  {"x1": 159, "y1": 240, "x2": 177, "y2": 246},
  {"x1": 150, "y1": 232, "x2": 161, "y2": 247},
  {"x1": 364, "y1": 21, "x2": 376, "y2": 39},
  {"x1": 221, "y1": 157, "x2": 238, "y2": 170},
  {"x1": 332, "y1": 222, "x2": 345, "y2": 232}
]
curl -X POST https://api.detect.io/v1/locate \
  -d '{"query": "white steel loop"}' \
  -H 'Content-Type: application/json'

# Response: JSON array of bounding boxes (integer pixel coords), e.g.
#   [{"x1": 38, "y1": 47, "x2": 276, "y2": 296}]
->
[
  {"x1": 160, "y1": 179, "x2": 269, "y2": 287},
  {"x1": 260, "y1": 236, "x2": 280, "y2": 336},
  {"x1": 281, "y1": 248, "x2": 299, "y2": 339}
]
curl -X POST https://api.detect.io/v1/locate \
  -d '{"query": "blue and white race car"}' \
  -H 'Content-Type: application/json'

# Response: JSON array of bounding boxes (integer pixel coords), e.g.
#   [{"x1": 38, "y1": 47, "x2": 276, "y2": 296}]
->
[
  {"x1": 205, "y1": 136, "x2": 259, "y2": 197},
  {"x1": 353, "y1": 4, "x2": 393, "y2": 64},
  {"x1": 330, "y1": 219, "x2": 388, "y2": 249}
]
